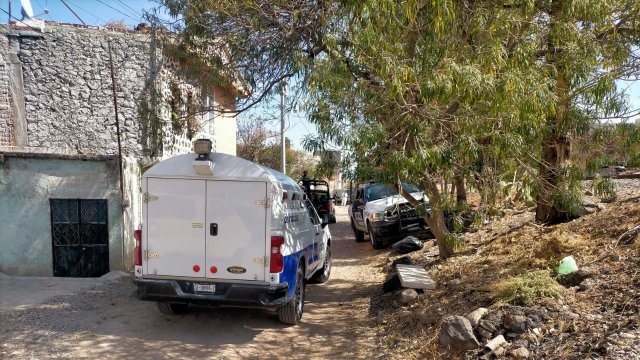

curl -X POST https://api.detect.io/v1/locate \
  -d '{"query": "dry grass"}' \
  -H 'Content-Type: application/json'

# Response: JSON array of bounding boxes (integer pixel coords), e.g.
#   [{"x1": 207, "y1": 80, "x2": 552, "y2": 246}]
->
[
  {"x1": 373, "y1": 185, "x2": 640, "y2": 359},
  {"x1": 492, "y1": 270, "x2": 565, "y2": 306}
]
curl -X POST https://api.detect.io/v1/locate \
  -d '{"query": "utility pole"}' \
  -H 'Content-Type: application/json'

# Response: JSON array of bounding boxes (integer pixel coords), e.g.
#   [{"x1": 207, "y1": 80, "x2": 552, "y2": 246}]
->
[
  {"x1": 8, "y1": 0, "x2": 11, "y2": 24},
  {"x1": 280, "y1": 80, "x2": 286, "y2": 174}
]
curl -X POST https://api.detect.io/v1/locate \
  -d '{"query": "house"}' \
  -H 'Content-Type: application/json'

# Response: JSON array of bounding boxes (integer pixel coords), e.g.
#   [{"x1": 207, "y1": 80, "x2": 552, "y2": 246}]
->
[{"x1": 0, "y1": 22, "x2": 240, "y2": 277}]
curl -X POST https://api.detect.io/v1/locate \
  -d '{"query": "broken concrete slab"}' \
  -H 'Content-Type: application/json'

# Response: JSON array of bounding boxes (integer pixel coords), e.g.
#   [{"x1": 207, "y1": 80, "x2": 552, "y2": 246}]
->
[{"x1": 396, "y1": 264, "x2": 436, "y2": 290}]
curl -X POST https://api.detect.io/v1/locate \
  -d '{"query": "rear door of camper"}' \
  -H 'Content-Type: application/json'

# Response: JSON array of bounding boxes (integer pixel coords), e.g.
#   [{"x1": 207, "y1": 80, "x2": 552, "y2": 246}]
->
[
  {"x1": 144, "y1": 178, "x2": 268, "y2": 282},
  {"x1": 145, "y1": 178, "x2": 206, "y2": 278},
  {"x1": 205, "y1": 181, "x2": 268, "y2": 282}
]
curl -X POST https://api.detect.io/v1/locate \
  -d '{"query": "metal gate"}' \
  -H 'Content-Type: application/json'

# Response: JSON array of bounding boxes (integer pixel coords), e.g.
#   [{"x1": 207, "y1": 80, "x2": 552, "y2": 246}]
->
[{"x1": 50, "y1": 199, "x2": 109, "y2": 277}]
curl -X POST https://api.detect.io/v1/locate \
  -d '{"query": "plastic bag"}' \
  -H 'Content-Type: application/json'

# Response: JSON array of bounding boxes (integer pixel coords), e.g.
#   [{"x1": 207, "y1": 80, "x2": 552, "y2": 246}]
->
[
  {"x1": 557, "y1": 256, "x2": 578, "y2": 276},
  {"x1": 391, "y1": 236, "x2": 424, "y2": 254}
]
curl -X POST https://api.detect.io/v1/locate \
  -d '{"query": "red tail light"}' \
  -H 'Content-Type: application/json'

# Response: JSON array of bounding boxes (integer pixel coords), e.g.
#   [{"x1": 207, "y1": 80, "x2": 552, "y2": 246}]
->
[
  {"x1": 270, "y1": 236, "x2": 285, "y2": 273},
  {"x1": 134, "y1": 230, "x2": 142, "y2": 266}
]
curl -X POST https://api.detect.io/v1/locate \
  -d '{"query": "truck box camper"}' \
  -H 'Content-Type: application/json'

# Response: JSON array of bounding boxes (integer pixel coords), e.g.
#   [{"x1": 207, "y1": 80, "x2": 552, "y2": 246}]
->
[{"x1": 133, "y1": 139, "x2": 332, "y2": 324}]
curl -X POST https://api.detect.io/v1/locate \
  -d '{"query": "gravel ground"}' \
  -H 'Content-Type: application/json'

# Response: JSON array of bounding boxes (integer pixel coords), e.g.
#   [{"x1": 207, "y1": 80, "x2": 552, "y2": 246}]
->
[{"x1": 0, "y1": 206, "x2": 387, "y2": 360}]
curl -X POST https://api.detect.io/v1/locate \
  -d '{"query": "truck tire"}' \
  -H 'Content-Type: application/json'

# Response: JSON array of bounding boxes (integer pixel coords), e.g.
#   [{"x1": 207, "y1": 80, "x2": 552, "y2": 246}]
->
[
  {"x1": 351, "y1": 218, "x2": 365, "y2": 242},
  {"x1": 278, "y1": 264, "x2": 305, "y2": 325},
  {"x1": 310, "y1": 244, "x2": 331, "y2": 284},
  {"x1": 157, "y1": 302, "x2": 188, "y2": 315},
  {"x1": 367, "y1": 222, "x2": 384, "y2": 250}
]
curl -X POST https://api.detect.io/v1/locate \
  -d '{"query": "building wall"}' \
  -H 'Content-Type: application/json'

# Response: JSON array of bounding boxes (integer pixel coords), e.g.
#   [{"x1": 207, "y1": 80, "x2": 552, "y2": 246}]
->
[
  {"x1": 0, "y1": 156, "x2": 122, "y2": 276},
  {"x1": 1, "y1": 24, "x2": 238, "y2": 157},
  {"x1": 0, "y1": 24, "x2": 240, "y2": 275}
]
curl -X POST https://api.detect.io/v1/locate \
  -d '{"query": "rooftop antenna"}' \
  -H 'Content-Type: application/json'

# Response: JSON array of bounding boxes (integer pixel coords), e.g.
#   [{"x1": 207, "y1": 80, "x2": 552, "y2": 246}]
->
[
  {"x1": 19, "y1": 0, "x2": 33, "y2": 20},
  {"x1": 18, "y1": 0, "x2": 47, "y2": 30}
]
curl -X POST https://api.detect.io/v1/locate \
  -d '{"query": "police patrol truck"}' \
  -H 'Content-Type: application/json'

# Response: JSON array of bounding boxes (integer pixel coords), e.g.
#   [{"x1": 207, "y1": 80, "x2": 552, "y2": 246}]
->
[{"x1": 133, "y1": 139, "x2": 332, "y2": 324}]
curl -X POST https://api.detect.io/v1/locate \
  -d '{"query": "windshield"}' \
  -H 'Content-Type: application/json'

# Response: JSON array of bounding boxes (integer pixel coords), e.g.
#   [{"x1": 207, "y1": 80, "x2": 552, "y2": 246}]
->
[{"x1": 364, "y1": 183, "x2": 421, "y2": 202}]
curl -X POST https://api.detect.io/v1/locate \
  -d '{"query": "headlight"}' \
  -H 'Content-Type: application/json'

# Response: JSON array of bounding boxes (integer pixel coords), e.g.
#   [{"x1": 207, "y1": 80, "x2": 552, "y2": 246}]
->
[{"x1": 370, "y1": 211, "x2": 385, "y2": 221}]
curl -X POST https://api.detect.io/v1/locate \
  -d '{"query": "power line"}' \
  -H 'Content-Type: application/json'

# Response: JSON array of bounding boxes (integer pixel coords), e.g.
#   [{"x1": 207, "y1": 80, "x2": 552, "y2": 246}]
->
[
  {"x1": 96, "y1": 0, "x2": 138, "y2": 23},
  {"x1": 65, "y1": 0, "x2": 106, "y2": 24},
  {"x1": 115, "y1": 0, "x2": 142, "y2": 21},
  {"x1": 30, "y1": 0, "x2": 53, "y2": 20},
  {"x1": 59, "y1": 0, "x2": 85, "y2": 25}
]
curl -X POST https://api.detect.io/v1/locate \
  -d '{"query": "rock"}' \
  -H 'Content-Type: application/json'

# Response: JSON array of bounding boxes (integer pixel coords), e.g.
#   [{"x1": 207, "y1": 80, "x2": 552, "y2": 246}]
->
[
  {"x1": 557, "y1": 270, "x2": 591, "y2": 287},
  {"x1": 391, "y1": 236, "x2": 424, "y2": 254},
  {"x1": 439, "y1": 315, "x2": 480, "y2": 351},
  {"x1": 465, "y1": 307, "x2": 489, "y2": 328},
  {"x1": 510, "y1": 346, "x2": 530, "y2": 359},
  {"x1": 493, "y1": 346, "x2": 506, "y2": 357},
  {"x1": 399, "y1": 289, "x2": 419, "y2": 306},
  {"x1": 485, "y1": 335, "x2": 507, "y2": 351},
  {"x1": 584, "y1": 206, "x2": 597, "y2": 215},
  {"x1": 383, "y1": 273, "x2": 402, "y2": 293},
  {"x1": 478, "y1": 328, "x2": 493, "y2": 340},
  {"x1": 504, "y1": 314, "x2": 529, "y2": 334}
]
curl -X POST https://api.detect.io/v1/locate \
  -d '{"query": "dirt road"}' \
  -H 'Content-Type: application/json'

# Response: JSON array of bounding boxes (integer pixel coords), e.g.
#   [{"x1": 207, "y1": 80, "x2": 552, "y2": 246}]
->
[{"x1": 0, "y1": 206, "x2": 386, "y2": 359}]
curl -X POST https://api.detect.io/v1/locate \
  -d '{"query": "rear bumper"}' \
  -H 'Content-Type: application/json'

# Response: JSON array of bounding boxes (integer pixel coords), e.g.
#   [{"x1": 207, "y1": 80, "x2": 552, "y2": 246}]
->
[
  {"x1": 133, "y1": 278, "x2": 289, "y2": 310},
  {"x1": 369, "y1": 218, "x2": 433, "y2": 243}
]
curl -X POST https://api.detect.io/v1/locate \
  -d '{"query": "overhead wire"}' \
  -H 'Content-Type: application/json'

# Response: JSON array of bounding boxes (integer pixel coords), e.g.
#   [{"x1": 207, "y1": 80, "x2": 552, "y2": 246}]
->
[
  {"x1": 114, "y1": 0, "x2": 142, "y2": 21},
  {"x1": 96, "y1": 0, "x2": 139, "y2": 23},
  {"x1": 65, "y1": 0, "x2": 106, "y2": 24},
  {"x1": 32, "y1": 0, "x2": 53, "y2": 20},
  {"x1": 59, "y1": 0, "x2": 85, "y2": 25}
]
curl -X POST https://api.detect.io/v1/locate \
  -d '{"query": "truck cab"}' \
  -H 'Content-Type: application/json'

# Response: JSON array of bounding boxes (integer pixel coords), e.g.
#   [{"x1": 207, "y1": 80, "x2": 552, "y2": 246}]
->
[
  {"x1": 133, "y1": 140, "x2": 332, "y2": 325},
  {"x1": 349, "y1": 182, "x2": 431, "y2": 249}
]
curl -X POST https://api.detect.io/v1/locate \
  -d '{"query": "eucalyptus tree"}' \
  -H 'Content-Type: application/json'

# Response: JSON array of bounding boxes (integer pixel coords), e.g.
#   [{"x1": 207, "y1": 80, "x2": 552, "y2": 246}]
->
[
  {"x1": 518, "y1": 0, "x2": 640, "y2": 222},
  {"x1": 153, "y1": 0, "x2": 640, "y2": 258}
]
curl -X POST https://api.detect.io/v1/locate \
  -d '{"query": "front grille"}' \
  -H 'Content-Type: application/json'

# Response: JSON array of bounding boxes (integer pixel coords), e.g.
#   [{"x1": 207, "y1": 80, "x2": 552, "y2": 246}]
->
[{"x1": 397, "y1": 203, "x2": 419, "y2": 220}]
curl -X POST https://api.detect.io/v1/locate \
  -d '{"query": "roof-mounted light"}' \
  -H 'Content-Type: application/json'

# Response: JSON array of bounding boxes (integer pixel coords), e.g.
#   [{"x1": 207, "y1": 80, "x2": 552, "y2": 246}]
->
[
  {"x1": 193, "y1": 139, "x2": 214, "y2": 175},
  {"x1": 194, "y1": 139, "x2": 212, "y2": 159}
]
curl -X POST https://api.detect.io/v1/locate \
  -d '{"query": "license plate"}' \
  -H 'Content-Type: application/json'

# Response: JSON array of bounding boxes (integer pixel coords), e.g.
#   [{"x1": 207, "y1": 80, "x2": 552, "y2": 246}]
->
[{"x1": 194, "y1": 283, "x2": 216, "y2": 293}]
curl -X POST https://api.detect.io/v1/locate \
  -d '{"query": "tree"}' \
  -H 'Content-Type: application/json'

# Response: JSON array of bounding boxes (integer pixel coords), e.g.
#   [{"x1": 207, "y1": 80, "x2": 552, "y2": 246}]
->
[
  {"x1": 154, "y1": 0, "x2": 640, "y2": 259},
  {"x1": 520, "y1": 0, "x2": 640, "y2": 222},
  {"x1": 236, "y1": 118, "x2": 315, "y2": 179}
]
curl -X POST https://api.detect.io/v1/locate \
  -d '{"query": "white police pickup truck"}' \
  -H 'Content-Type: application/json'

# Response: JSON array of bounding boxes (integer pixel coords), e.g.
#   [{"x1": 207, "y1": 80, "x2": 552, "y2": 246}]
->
[{"x1": 133, "y1": 139, "x2": 332, "y2": 325}]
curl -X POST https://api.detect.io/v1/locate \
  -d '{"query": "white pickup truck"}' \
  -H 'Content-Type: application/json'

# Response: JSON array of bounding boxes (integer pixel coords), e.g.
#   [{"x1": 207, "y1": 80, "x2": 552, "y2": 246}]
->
[{"x1": 133, "y1": 140, "x2": 332, "y2": 324}]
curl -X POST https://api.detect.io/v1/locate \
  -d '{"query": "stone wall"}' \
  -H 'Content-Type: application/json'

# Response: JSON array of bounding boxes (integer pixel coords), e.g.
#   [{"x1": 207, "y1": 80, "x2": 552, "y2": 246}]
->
[{"x1": 1, "y1": 23, "x2": 236, "y2": 158}]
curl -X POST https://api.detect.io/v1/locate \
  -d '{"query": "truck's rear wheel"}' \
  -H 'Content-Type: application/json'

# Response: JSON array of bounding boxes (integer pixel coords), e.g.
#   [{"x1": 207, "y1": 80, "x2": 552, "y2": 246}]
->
[
  {"x1": 311, "y1": 244, "x2": 331, "y2": 284},
  {"x1": 157, "y1": 302, "x2": 188, "y2": 315},
  {"x1": 278, "y1": 264, "x2": 305, "y2": 325},
  {"x1": 351, "y1": 218, "x2": 365, "y2": 242}
]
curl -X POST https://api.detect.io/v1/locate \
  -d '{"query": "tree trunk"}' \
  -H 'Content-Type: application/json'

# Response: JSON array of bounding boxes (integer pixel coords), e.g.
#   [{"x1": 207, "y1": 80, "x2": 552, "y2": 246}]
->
[
  {"x1": 454, "y1": 171, "x2": 467, "y2": 205},
  {"x1": 397, "y1": 181, "x2": 454, "y2": 259},
  {"x1": 535, "y1": 135, "x2": 561, "y2": 222},
  {"x1": 425, "y1": 208, "x2": 453, "y2": 259}
]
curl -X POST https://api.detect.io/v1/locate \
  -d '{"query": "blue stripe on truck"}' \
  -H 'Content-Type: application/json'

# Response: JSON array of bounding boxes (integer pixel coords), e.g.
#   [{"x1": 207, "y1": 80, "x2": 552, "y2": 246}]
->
[{"x1": 279, "y1": 243, "x2": 316, "y2": 298}]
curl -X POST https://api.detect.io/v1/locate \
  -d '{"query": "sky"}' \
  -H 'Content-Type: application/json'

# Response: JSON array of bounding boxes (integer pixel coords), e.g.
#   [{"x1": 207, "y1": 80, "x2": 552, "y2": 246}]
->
[{"x1": 2, "y1": 1, "x2": 638, "y2": 149}]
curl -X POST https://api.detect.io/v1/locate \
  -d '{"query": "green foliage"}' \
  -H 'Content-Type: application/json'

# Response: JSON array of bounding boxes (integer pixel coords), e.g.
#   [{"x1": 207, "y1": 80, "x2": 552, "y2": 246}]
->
[
  {"x1": 236, "y1": 119, "x2": 315, "y2": 179},
  {"x1": 493, "y1": 270, "x2": 565, "y2": 306},
  {"x1": 590, "y1": 176, "x2": 616, "y2": 199},
  {"x1": 155, "y1": 0, "x2": 640, "y2": 255}
]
